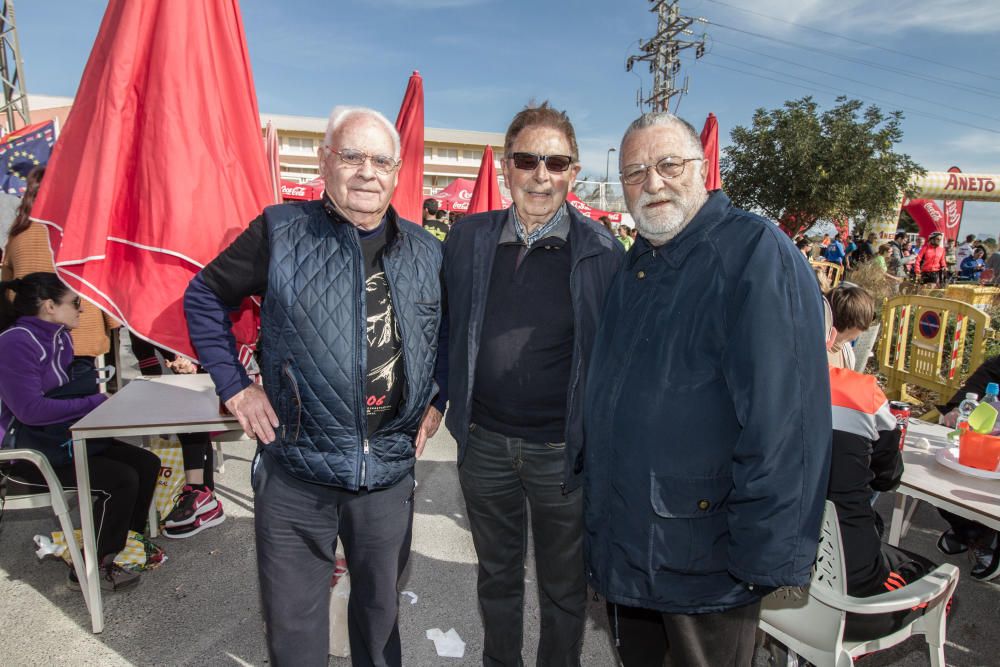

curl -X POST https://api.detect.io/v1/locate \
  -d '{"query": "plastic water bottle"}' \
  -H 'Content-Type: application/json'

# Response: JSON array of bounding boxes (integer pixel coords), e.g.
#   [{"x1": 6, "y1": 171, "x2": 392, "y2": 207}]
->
[
  {"x1": 956, "y1": 392, "x2": 980, "y2": 432},
  {"x1": 983, "y1": 382, "x2": 1000, "y2": 435}
]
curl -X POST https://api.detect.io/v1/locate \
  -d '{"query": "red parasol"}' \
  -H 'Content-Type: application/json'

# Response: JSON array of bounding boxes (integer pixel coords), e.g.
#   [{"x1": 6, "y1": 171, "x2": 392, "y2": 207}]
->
[
  {"x1": 466, "y1": 146, "x2": 507, "y2": 214},
  {"x1": 280, "y1": 178, "x2": 325, "y2": 201},
  {"x1": 31, "y1": 0, "x2": 270, "y2": 360},
  {"x1": 432, "y1": 178, "x2": 476, "y2": 212},
  {"x1": 264, "y1": 120, "x2": 282, "y2": 205},
  {"x1": 700, "y1": 112, "x2": 722, "y2": 191},
  {"x1": 566, "y1": 192, "x2": 621, "y2": 223},
  {"x1": 390, "y1": 70, "x2": 424, "y2": 223}
]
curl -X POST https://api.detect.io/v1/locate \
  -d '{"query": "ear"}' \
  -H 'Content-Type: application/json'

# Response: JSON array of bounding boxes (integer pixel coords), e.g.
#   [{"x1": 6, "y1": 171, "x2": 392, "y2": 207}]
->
[
  {"x1": 700, "y1": 158, "x2": 710, "y2": 182},
  {"x1": 500, "y1": 156, "x2": 511, "y2": 189}
]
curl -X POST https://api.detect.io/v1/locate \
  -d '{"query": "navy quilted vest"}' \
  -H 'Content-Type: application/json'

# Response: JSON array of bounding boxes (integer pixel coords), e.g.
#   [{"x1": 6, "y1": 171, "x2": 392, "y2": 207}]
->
[{"x1": 260, "y1": 201, "x2": 442, "y2": 490}]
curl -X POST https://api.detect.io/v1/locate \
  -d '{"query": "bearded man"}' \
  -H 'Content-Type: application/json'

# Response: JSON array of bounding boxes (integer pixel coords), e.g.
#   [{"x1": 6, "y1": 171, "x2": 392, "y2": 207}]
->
[{"x1": 581, "y1": 112, "x2": 831, "y2": 667}]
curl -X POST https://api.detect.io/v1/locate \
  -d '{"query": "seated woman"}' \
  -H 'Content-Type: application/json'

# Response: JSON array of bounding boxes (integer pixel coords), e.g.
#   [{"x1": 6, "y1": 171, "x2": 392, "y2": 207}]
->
[
  {"x1": 0, "y1": 273, "x2": 160, "y2": 591},
  {"x1": 958, "y1": 247, "x2": 987, "y2": 282}
]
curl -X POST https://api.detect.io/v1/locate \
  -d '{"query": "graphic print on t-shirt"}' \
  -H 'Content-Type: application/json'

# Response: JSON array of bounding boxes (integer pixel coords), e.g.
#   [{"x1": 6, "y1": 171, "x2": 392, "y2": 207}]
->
[{"x1": 365, "y1": 269, "x2": 402, "y2": 424}]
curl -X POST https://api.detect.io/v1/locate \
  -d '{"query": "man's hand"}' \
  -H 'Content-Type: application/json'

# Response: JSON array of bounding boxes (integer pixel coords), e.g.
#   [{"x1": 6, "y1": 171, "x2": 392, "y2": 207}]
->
[
  {"x1": 415, "y1": 405, "x2": 443, "y2": 458},
  {"x1": 225, "y1": 383, "x2": 280, "y2": 444},
  {"x1": 166, "y1": 356, "x2": 197, "y2": 374}
]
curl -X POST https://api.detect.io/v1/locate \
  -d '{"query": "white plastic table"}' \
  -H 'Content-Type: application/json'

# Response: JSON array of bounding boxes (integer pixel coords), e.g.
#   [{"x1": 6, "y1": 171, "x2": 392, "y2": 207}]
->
[
  {"x1": 69, "y1": 374, "x2": 241, "y2": 633},
  {"x1": 888, "y1": 418, "x2": 1000, "y2": 547}
]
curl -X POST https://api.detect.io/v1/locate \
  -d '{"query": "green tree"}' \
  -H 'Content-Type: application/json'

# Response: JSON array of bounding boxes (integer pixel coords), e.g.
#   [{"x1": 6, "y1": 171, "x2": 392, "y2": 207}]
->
[{"x1": 721, "y1": 96, "x2": 924, "y2": 238}]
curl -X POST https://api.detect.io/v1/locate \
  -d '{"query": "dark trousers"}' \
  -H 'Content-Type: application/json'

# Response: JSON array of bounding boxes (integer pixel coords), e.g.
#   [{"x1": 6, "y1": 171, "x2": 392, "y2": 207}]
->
[
  {"x1": 131, "y1": 333, "x2": 213, "y2": 488},
  {"x1": 8, "y1": 439, "x2": 160, "y2": 560},
  {"x1": 252, "y1": 449, "x2": 414, "y2": 667},
  {"x1": 845, "y1": 544, "x2": 938, "y2": 642},
  {"x1": 459, "y1": 424, "x2": 586, "y2": 667},
  {"x1": 179, "y1": 432, "x2": 213, "y2": 489},
  {"x1": 607, "y1": 600, "x2": 761, "y2": 667}
]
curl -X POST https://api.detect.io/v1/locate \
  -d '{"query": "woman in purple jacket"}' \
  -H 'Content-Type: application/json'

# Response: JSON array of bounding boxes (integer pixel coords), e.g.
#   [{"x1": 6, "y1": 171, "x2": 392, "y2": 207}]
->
[{"x1": 0, "y1": 272, "x2": 159, "y2": 591}]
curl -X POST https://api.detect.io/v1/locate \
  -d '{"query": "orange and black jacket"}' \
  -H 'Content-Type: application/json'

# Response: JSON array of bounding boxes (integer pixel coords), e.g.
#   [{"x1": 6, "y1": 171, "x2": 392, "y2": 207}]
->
[{"x1": 828, "y1": 366, "x2": 903, "y2": 596}]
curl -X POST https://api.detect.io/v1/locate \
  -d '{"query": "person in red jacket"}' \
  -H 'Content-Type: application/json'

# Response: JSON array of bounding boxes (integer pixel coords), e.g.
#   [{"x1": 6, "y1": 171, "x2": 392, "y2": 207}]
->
[{"x1": 914, "y1": 232, "x2": 947, "y2": 285}]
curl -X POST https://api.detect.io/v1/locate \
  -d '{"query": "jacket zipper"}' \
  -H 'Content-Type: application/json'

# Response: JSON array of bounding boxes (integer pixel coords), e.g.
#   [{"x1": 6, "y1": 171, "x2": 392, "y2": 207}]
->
[
  {"x1": 52, "y1": 328, "x2": 69, "y2": 385},
  {"x1": 281, "y1": 361, "x2": 302, "y2": 441},
  {"x1": 350, "y1": 228, "x2": 369, "y2": 488}
]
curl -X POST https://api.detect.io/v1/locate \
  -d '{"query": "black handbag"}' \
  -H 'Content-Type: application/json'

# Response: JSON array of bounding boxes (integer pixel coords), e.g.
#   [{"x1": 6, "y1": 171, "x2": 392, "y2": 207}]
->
[{"x1": 1, "y1": 367, "x2": 112, "y2": 467}]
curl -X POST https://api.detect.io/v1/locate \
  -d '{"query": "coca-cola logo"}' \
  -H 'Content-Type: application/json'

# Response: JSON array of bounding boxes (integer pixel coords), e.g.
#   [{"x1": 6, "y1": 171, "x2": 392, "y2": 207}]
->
[
  {"x1": 569, "y1": 200, "x2": 588, "y2": 211},
  {"x1": 944, "y1": 200, "x2": 961, "y2": 228},
  {"x1": 459, "y1": 189, "x2": 472, "y2": 200},
  {"x1": 281, "y1": 184, "x2": 307, "y2": 197},
  {"x1": 922, "y1": 202, "x2": 943, "y2": 222}
]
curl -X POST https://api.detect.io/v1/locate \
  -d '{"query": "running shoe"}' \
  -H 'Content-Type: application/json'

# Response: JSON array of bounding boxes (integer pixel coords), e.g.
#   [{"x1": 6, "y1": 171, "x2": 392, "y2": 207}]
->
[
  {"x1": 67, "y1": 562, "x2": 141, "y2": 592},
  {"x1": 164, "y1": 485, "x2": 218, "y2": 528},
  {"x1": 162, "y1": 501, "x2": 225, "y2": 539},
  {"x1": 937, "y1": 529, "x2": 968, "y2": 556},
  {"x1": 971, "y1": 534, "x2": 1000, "y2": 582}
]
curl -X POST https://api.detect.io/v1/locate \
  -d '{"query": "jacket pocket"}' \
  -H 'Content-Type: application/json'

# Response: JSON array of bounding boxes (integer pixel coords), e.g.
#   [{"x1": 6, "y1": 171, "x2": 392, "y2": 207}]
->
[
  {"x1": 648, "y1": 472, "x2": 732, "y2": 575},
  {"x1": 280, "y1": 360, "x2": 302, "y2": 443}
]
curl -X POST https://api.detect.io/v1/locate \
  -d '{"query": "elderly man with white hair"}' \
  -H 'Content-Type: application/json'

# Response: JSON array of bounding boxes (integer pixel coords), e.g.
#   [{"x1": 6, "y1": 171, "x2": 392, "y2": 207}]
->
[
  {"x1": 582, "y1": 112, "x2": 831, "y2": 666},
  {"x1": 184, "y1": 106, "x2": 442, "y2": 666}
]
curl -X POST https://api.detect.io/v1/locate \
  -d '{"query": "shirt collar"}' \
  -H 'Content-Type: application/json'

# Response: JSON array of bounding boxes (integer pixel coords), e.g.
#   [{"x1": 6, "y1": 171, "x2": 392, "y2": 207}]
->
[{"x1": 500, "y1": 203, "x2": 570, "y2": 246}]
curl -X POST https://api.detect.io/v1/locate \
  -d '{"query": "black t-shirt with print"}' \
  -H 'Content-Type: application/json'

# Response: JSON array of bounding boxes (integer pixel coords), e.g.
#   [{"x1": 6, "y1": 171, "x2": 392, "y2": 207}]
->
[{"x1": 359, "y1": 221, "x2": 404, "y2": 436}]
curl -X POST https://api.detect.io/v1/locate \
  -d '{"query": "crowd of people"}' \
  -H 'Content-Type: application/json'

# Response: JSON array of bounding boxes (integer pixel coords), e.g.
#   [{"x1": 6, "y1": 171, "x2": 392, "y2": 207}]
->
[
  {"x1": 0, "y1": 100, "x2": 996, "y2": 667},
  {"x1": 802, "y1": 228, "x2": 999, "y2": 289}
]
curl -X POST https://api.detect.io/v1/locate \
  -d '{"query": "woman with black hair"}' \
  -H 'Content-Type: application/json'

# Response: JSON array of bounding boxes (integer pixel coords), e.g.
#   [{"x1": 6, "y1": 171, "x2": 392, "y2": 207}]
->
[
  {"x1": 0, "y1": 272, "x2": 159, "y2": 591},
  {"x1": 1, "y1": 166, "x2": 119, "y2": 381}
]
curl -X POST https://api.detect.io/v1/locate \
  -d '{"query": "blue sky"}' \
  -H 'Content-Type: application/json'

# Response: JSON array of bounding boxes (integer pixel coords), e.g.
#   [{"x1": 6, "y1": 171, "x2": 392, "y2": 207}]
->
[{"x1": 17, "y1": 0, "x2": 1000, "y2": 238}]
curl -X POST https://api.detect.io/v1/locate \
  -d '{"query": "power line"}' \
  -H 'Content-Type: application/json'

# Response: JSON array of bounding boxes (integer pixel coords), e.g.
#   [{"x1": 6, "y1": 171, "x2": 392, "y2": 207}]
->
[
  {"x1": 708, "y1": 37, "x2": 1000, "y2": 125},
  {"x1": 702, "y1": 0, "x2": 1000, "y2": 84},
  {"x1": 694, "y1": 58, "x2": 1000, "y2": 135},
  {"x1": 703, "y1": 19, "x2": 1000, "y2": 101}
]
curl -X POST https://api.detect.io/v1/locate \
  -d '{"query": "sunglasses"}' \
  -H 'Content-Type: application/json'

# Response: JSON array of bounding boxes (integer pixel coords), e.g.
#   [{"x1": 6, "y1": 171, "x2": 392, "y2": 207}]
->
[
  {"x1": 507, "y1": 152, "x2": 574, "y2": 173},
  {"x1": 58, "y1": 296, "x2": 82, "y2": 309}
]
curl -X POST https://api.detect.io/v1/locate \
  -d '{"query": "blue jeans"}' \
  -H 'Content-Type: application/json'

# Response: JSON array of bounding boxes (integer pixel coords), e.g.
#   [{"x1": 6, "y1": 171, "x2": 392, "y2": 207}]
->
[{"x1": 459, "y1": 423, "x2": 586, "y2": 667}]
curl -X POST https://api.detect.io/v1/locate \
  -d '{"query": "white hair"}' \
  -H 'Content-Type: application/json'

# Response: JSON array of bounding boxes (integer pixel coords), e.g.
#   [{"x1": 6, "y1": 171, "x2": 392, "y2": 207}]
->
[
  {"x1": 321, "y1": 106, "x2": 401, "y2": 158},
  {"x1": 619, "y1": 112, "x2": 704, "y2": 162}
]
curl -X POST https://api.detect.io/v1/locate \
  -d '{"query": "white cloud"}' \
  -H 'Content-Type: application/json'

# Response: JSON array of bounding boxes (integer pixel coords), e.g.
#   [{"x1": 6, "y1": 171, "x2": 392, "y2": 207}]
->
[
  {"x1": 945, "y1": 131, "x2": 1000, "y2": 156},
  {"x1": 708, "y1": 0, "x2": 1000, "y2": 36}
]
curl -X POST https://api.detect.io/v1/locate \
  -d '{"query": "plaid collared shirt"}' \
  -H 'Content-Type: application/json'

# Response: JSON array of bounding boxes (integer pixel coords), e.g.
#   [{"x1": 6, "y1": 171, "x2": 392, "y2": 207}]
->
[{"x1": 512, "y1": 203, "x2": 568, "y2": 247}]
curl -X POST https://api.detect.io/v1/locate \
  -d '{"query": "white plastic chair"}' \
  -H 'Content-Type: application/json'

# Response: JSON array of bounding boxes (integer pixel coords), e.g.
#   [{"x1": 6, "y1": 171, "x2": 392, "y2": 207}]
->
[
  {"x1": 0, "y1": 448, "x2": 94, "y2": 612},
  {"x1": 759, "y1": 500, "x2": 959, "y2": 667}
]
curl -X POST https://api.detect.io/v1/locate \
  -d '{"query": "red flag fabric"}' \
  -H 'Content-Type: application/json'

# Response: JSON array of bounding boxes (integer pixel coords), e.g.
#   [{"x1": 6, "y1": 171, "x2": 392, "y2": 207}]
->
[
  {"x1": 904, "y1": 199, "x2": 947, "y2": 240},
  {"x1": 390, "y1": 71, "x2": 424, "y2": 223},
  {"x1": 941, "y1": 166, "x2": 965, "y2": 242},
  {"x1": 566, "y1": 193, "x2": 621, "y2": 223},
  {"x1": 467, "y1": 146, "x2": 506, "y2": 214},
  {"x1": 699, "y1": 112, "x2": 722, "y2": 191},
  {"x1": 31, "y1": 0, "x2": 270, "y2": 360}
]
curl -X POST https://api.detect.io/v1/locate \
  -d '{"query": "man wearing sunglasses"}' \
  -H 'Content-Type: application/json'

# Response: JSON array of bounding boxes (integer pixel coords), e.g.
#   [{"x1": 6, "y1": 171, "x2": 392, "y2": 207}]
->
[
  {"x1": 582, "y1": 112, "x2": 831, "y2": 666},
  {"x1": 420, "y1": 102, "x2": 623, "y2": 665},
  {"x1": 184, "y1": 106, "x2": 442, "y2": 666}
]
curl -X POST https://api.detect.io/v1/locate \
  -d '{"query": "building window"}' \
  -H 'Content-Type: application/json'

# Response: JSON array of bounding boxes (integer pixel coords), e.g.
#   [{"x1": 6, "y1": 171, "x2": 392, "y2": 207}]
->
[
  {"x1": 440, "y1": 148, "x2": 458, "y2": 160},
  {"x1": 283, "y1": 136, "x2": 316, "y2": 155},
  {"x1": 463, "y1": 150, "x2": 483, "y2": 161},
  {"x1": 424, "y1": 147, "x2": 433, "y2": 158}
]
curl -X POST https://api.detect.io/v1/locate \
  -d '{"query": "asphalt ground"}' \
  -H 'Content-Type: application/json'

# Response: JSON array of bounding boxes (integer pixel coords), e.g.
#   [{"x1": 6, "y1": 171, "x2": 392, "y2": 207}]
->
[{"x1": 1, "y1": 345, "x2": 998, "y2": 666}]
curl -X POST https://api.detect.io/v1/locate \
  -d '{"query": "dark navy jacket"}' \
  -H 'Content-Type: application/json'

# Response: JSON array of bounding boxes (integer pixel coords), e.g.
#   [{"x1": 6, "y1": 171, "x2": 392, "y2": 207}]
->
[
  {"x1": 434, "y1": 205, "x2": 623, "y2": 492},
  {"x1": 185, "y1": 200, "x2": 441, "y2": 490},
  {"x1": 583, "y1": 191, "x2": 832, "y2": 613}
]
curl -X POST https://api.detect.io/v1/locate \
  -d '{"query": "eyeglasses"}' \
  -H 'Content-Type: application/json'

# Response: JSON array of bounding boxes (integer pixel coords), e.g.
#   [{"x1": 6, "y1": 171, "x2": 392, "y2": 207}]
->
[
  {"x1": 620, "y1": 156, "x2": 703, "y2": 185},
  {"x1": 59, "y1": 296, "x2": 82, "y2": 310},
  {"x1": 327, "y1": 147, "x2": 399, "y2": 175},
  {"x1": 506, "y1": 152, "x2": 574, "y2": 173}
]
